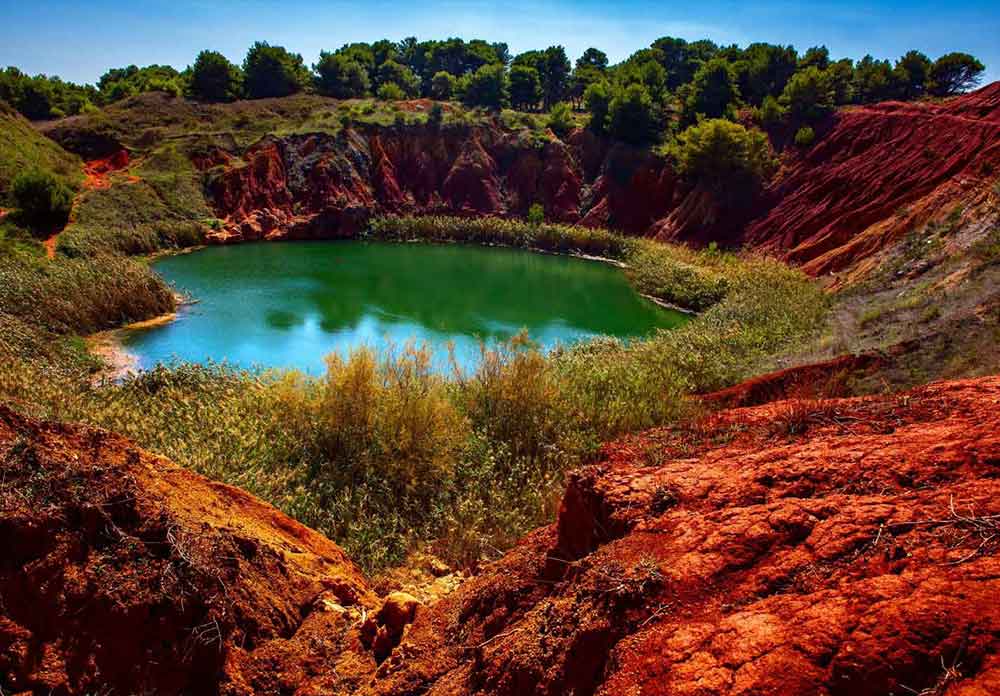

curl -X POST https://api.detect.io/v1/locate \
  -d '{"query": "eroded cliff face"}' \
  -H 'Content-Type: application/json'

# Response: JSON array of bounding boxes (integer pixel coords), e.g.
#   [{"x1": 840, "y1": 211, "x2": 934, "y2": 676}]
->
[
  {"x1": 4, "y1": 377, "x2": 1000, "y2": 695},
  {"x1": 204, "y1": 84, "x2": 1000, "y2": 282},
  {"x1": 201, "y1": 123, "x2": 682, "y2": 244}
]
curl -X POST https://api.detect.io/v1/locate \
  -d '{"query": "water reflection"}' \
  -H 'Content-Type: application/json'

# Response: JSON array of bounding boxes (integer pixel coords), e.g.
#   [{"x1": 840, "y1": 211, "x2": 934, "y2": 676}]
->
[{"x1": 124, "y1": 241, "x2": 687, "y2": 374}]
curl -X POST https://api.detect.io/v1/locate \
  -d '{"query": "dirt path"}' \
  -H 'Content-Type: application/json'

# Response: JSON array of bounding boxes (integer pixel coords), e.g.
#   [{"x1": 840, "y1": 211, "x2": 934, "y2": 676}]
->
[{"x1": 41, "y1": 150, "x2": 132, "y2": 260}]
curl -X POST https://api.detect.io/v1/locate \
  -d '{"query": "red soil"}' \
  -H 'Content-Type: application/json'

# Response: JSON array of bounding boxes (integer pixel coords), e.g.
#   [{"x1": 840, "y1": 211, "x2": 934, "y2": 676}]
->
[
  {"x1": 744, "y1": 83, "x2": 1000, "y2": 281},
  {"x1": 368, "y1": 376, "x2": 1000, "y2": 695},
  {"x1": 205, "y1": 84, "x2": 1000, "y2": 283},
  {"x1": 4, "y1": 376, "x2": 1000, "y2": 694},
  {"x1": 0, "y1": 405, "x2": 375, "y2": 695},
  {"x1": 81, "y1": 148, "x2": 131, "y2": 190}
]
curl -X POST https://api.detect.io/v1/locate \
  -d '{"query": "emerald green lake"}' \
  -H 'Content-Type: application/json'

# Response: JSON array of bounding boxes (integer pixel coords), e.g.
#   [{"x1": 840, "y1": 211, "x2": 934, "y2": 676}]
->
[{"x1": 124, "y1": 241, "x2": 687, "y2": 374}]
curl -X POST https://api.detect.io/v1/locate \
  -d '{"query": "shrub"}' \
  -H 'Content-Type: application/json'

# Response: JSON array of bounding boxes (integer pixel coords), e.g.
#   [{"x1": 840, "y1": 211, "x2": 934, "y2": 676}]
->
[
  {"x1": 377, "y1": 83, "x2": 405, "y2": 101},
  {"x1": 428, "y1": 102, "x2": 444, "y2": 128},
  {"x1": 546, "y1": 102, "x2": 573, "y2": 136},
  {"x1": 242, "y1": 41, "x2": 309, "y2": 99},
  {"x1": 187, "y1": 50, "x2": 242, "y2": 102},
  {"x1": 608, "y1": 83, "x2": 660, "y2": 145},
  {"x1": 780, "y1": 66, "x2": 835, "y2": 122},
  {"x1": 527, "y1": 203, "x2": 545, "y2": 225},
  {"x1": 314, "y1": 53, "x2": 370, "y2": 98},
  {"x1": 684, "y1": 58, "x2": 740, "y2": 121},
  {"x1": 583, "y1": 80, "x2": 612, "y2": 134},
  {"x1": 463, "y1": 64, "x2": 508, "y2": 110},
  {"x1": 509, "y1": 65, "x2": 542, "y2": 111},
  {"x1": 756, "y1": 95, "x2": 786, "y2": 127},
  {"x1": 11, "y1": 169, "x2": 74, "y2": 232},
  {"x1": 671, "y1": 119, "x2": 775, "y2": 193},
  {"x1": 794, "y1": 126, "x2": 816, "y2": 147},
  {"x1": 430, "y1": 71, "x2": 457, "y2": 101}
]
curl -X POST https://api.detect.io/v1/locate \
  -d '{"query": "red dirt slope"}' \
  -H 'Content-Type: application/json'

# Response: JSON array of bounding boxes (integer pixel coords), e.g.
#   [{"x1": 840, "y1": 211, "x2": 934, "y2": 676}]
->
[
  {"x1": 368, "y1": 377, "x2": 1000, "y2": 696},
  {"x1": 4, "y1": 377, "x2": 1000, "y2": 694},
  {"x1": 0, "y1": 405, "x2": 375, "y2": 695},
  {"x1": 742, "y1": 83, "x2": 1000, "y2": 279},
  {"x1": 200, "y1": 85, "x2": 1000, "y2": 283}
]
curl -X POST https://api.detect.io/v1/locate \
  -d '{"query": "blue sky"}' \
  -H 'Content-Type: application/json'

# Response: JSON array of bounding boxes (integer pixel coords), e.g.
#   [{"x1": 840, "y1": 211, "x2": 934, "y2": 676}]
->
[{"x1": 1, "y1": 0, "x2": 997, "y2": 86}]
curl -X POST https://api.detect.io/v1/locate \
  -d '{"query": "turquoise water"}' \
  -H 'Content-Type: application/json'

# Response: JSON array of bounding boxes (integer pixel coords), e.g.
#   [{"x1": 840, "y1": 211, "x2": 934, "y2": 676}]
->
[{"x1": 123, "y1": 241, "x2": 687, "y2": 374}]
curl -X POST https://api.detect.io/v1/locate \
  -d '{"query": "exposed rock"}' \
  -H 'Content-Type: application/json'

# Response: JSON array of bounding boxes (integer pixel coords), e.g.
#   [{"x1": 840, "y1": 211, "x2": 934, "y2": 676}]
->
[
  {"x1": 0, "y1": 405, "x2": 375, "y2": 695},
  {"x1": 3, "y1": 376, "x2": 1000, "y2": 694},
  {"x1": 200, "y1": 84, "x2": 1000, "y2": 285}
]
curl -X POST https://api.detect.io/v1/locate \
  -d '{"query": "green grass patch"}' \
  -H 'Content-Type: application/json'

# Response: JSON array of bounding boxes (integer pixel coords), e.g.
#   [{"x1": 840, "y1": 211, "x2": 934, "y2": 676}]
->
[{"x1": 0, "y1": 103, "x2": 82, "y2": 203}]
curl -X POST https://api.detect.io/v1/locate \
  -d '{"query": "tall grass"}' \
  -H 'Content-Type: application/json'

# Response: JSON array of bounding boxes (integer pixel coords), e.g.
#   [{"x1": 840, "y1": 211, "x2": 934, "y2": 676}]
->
[
  {"x1": 0, "y1": 248, "x2": 174, "y2": 334},
  {"x1": 0, "y1": 231, "x2": 827, "y2": 572}
]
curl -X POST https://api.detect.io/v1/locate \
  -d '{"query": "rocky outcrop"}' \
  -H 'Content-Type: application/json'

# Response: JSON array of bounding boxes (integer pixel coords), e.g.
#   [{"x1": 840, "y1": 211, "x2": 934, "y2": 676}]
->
[
  {"x1": 202, "y1": 123, "x2": 685, "y2": 243},
  {"x1": 742, "y1": 83, "x2": 1000, "y2": 279},
  {"x1": 367, "y1": 376, "x2": 1000, "y2": 695},
  {"x1": 202, "y1": 84, "x2": 1000, "y2": 283},
  {"x1": 0, "y1": 405, "x2": 375, "y2": 695},
  {"x1": 5, "y1": 376, "x2": 1000, "y2": 694}
]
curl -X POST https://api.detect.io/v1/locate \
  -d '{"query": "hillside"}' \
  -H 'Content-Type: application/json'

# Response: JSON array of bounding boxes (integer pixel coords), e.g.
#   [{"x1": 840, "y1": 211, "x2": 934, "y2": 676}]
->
[
  {"x1": 39, "y1": 85, "x2": 1000, "y2": 285},
  {"x1": 0, "y1": 101, "x2": 81, "y2": 203},
  {"x1": 3, "y1": 376, "x2": 998, "y2": 694}
]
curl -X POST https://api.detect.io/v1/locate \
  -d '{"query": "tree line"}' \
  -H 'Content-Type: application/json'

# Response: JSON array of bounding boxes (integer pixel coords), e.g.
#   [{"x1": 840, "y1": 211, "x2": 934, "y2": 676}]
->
[{"x1": 1, "y1": 37, "x2": 985, "y2": 127}]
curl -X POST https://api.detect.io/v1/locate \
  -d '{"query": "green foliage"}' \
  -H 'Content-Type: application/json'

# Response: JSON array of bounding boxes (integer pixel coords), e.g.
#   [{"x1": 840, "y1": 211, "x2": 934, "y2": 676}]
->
[
  {"x1": 0, "y1": 106, "x2": 81, "y2": 202},
  {"x1": 794, "y1": 126, "x2": 816, "y2": 147},
  {"x1": 376, "y1": 82, "x2": 406, "y2": 101},
  {"x1": 527, "y1": 203, "x2": 545, "y2": 225},
  {"x1": 314, "y1": 52, "x2": 371, "y2": 98},
  {"x1": 187, "y1": 50, "x2": 242, "y2": 102},
  {"x1": 0, "y1": 68, "x2": 97, "y2": 120},
  {"x1": 428, "y1": 102, "x2": 444, "y2": 128},
  {"x1": 733, "y1": 43, "x2": 798, "y2": 105},
  {"x1": 893, "y1": 50, "x2": 932, "y2": 99},
  {"x1": 853, "y1": 55, "x2": 896, "y2": 103},
  {"x1": 463, "y1": 64, "x2": 508, "y2": 110},
  {"x1": 11, "y1": 169, "x2": 74, "y2": 232},
  {"x1": 929, "y1": 52, "x2": 986, "y2": 96},
  {"x1": 684, "y1": 58, "x2": 741, "y2": 121},
  {"x1": 780, "y1": 66, "x2": 835, "y2": 122},
  {"x1": 756, "y1": 95, "x2": 787, "y2": 127},
  {"x1": 800, "y1": 46, "x2": 830, "y2": 71},
  {"x1": 242, "y1": 41, "x2": 309, "y2": 99},
  {"x1": 546, "y1": 102, "x2": 574, "y2": 137},
  {"x1": 98, "y1": 64, "x2": 185, "y2": 103},
  {"x1": 671, "y1": 119, "x2": 775, "y2": 193},
  {"x1": 430, "y1": 71, "x2": 457, "y2": 100},
  {"x1": 583, "y1": 80, "x2": 612, "y2": 134},
  {"x1": 608, "y1": 83, "x2": 661, "y2": 145},
  {"x1": 509, "y1": 65, "x2": 542, "y2": 111},
  {"x1": 377, "y1": 60, "x2": 420, "y2": 97}
]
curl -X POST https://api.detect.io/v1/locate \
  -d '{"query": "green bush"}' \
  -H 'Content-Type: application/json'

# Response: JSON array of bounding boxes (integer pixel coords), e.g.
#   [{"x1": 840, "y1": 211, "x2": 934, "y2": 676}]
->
[
  {"x1": 608, "y1": 83, "x2": 660, "y2": 145},
  {"x1": 671, "y1": 119, "x2": 775, "y2": 192},
  {"x1": 187, "y1": 50, "x2": 243, "y2": 102},
  {"x1": 794, "y1": 126, "x2": 816, "y2": 147},
  {"x1": 11, "y1": 169, "x2": 74, "y2": 233},
  {"x1": 527, "y1": 203, "x2": 545, "y2": 225},
  {"x1": 546, "y1": 102, "x2": 574, "y2": 137},
  {"x1": 315, "y1": 53, "x2": 370, "y2": 98},
  {"x1": 377, "y1": 82, "x2": 406, "y2": 101},
  {"x1": 430, "y1": 71, "x2": 457, "y2": 101},
  {"x1": 242, "y1": 41, "x2": 310, "y2": 99}
]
